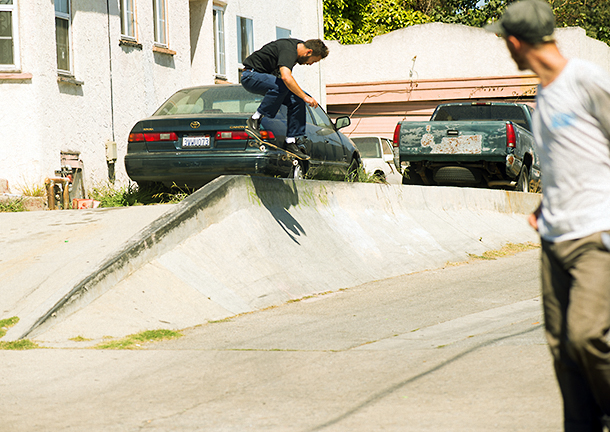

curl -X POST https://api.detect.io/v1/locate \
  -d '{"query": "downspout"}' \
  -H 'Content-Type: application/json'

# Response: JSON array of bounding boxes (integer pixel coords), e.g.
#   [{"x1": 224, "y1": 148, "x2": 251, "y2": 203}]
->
[
  {"x1": 317, "y1": 0, "x2": 324, "y2": 108},
  {"x1": 106, "y1": 0, "x2": 117, "y2": 182}
]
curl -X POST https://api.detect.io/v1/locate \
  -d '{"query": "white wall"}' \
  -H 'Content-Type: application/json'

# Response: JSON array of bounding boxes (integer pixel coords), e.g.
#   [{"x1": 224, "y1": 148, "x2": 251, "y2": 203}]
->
[{"x1": 324, "y1": 23, "x2": 610, "y2": 85}]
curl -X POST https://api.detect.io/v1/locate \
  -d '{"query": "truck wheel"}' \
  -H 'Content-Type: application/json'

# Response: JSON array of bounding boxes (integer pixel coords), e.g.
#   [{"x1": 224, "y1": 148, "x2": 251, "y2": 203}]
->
[
  {"x1": 402, "y1": 169, "x2": 424, "y2": 185},
  {"x1": 516, "y1": 167, "x2": 530, "y2": 192}
]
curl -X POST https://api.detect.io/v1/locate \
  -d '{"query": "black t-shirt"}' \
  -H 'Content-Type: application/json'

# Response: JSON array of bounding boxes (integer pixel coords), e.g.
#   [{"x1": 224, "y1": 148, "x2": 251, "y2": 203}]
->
[{"x1": 243, "y1": 38, "x2": 303, "y2": 77}]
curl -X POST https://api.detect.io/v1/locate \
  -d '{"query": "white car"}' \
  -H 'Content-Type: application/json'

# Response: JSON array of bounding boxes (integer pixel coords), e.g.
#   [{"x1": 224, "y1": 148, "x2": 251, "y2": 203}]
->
[{"x1": 351, "y1": 136, "x2": 403, "y2": 184}]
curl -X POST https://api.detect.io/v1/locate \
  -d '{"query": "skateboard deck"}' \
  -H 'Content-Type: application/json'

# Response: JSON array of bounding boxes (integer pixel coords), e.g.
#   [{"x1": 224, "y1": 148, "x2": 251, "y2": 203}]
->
[{"x1": 245, "y1": 127, "x2": 310, "y2": 161}]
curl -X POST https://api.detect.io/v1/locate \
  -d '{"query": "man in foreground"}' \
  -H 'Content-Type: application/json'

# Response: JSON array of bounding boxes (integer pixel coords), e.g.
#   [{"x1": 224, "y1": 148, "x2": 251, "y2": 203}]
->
[
  {"x1": 486, "y1": 0, "x2": 610, "y2": 430},
  {"x1": 240, "y1": 38, "x2": 329, "y2": 159}
]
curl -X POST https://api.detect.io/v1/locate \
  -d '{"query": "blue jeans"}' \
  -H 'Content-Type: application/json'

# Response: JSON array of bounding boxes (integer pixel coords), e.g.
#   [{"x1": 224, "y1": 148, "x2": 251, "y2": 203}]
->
[{"x1": 241, "y1": 70, "x2": 306, "y2": 138}]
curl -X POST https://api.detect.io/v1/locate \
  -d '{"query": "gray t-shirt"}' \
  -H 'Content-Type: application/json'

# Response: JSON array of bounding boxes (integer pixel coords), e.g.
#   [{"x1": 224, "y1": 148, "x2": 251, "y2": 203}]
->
[{"x1": 533, "y1": 58, "x2": 610, "y2": 242}]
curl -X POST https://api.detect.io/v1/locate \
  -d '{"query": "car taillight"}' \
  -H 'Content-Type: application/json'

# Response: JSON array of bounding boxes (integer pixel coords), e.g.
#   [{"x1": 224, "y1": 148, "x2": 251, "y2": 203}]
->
[
  {"x1": 506, "y1": 122, "x2": 516, "y2": 148},
  {"x1": 393, "y1": 124, "x2": 401, "y2": 147},
  {"x1": 129, "y1": 132, "x2": 178, "y2": 142},
  {"x1": 215, "y1": 130, "x2": 275, "y2": 140}
]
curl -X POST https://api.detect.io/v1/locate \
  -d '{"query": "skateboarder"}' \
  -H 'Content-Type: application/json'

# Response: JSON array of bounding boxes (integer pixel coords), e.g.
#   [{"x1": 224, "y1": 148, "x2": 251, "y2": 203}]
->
[{"x1": 240, "y1": 38, "x2": 329, "y2": 159}]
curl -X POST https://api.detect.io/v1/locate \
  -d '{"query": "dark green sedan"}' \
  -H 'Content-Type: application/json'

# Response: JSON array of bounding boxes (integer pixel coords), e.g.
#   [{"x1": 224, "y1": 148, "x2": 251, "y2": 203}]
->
[{"x1": 125, "y1": 85, "x2": 361, "y2": 188}]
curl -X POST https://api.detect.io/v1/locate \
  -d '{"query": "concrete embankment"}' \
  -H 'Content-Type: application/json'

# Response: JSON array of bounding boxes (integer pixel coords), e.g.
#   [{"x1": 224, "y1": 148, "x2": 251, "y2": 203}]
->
[{"x1": 0, "y1": 175, "x2": 541, "y2": 344}]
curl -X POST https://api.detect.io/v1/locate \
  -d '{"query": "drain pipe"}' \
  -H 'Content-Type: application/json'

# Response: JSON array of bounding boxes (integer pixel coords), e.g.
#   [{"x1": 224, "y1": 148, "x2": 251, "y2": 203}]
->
[{"x1": 106, "y1": 0, "x2": 117, "y2": 182}]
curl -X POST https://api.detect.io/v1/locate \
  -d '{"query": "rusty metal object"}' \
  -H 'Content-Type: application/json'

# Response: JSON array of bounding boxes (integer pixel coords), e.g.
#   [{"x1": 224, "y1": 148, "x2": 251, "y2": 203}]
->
[{"x1": 45, "y1": 177, "x2": 70, "y2": 210}]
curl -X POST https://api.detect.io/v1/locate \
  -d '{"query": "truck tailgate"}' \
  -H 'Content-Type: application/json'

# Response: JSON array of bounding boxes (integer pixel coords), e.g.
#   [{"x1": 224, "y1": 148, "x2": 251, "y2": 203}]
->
[{"x1": 399, "y1": 121, "x2": 508, "y2": 157}]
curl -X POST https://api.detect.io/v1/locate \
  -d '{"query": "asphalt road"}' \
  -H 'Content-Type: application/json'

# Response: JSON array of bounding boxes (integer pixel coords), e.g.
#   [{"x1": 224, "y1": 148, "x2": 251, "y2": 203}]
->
[{"x1": 0, "y1": 249, "x2": 561, "y2": 432}]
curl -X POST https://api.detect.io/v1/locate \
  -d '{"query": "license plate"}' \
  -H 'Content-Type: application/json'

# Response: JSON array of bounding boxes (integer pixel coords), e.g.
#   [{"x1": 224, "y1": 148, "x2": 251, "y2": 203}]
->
[{"x1": 182, "y1": 136, "x2": 210, "y2": 148}]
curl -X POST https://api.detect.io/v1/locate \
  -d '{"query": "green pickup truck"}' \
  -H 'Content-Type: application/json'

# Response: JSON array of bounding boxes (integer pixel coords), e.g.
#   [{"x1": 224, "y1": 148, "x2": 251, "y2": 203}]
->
[{"x1": 392, "y1": 102, "x2": 541, "y2": 192}]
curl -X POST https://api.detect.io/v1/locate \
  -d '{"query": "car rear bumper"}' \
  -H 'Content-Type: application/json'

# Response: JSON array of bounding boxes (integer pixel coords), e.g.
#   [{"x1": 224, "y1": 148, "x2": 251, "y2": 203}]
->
[{"x1": 124, "y1": 151, "x2": 293, "y2": 187}]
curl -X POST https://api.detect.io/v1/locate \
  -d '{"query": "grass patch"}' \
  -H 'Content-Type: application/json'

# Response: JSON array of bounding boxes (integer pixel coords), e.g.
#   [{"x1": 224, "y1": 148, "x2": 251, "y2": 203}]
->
[
  {"x1": 88, "y1": 182, "x2": 194, "y2": 207},
  {"x1": 0, "y1": 339, "x2": 40, "y2": 350},
  {"x1": 445, "y1": 242, "x2": 540, "y2": 267},
  {"x1": 345, "y1": 165, "x2": 388, "y2": 183},
  {"x1": 468, "y1": 242, "x2": 540, "y2": 261},
  {"x1": 0, "y1": 198, "x2": 26, "y2": 212},
  {"x1": 0, "y1": 316, "x2": 19, "y2": 338},
  {"x1": 69, "y1": 336, "x2": 92, "y2": 342},
  {"x1": 94, "y1": 329, "x2": 183, "y2": 350},
  {"x1": 17, "y1": 182, "x2": 46, "y2": 197},
  {"x1": 302, "y1": 162, "x2": 386, "y2": 184}
]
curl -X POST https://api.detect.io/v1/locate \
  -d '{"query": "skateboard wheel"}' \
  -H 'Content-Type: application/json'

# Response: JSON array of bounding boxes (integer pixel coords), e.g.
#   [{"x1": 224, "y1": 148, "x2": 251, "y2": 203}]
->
[
  {"x1": 292, "y1": 159, "x2": 299, "y2": 166},
  {"x1": 259, "y1": 145, "x2": 266, "y2": 152}
]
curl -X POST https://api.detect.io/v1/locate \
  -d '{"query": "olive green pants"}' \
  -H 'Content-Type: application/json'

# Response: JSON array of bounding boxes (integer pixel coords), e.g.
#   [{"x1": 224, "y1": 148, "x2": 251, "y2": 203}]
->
[{"x1": 542, "y1": 231, "x2": 610, "y2": 432}]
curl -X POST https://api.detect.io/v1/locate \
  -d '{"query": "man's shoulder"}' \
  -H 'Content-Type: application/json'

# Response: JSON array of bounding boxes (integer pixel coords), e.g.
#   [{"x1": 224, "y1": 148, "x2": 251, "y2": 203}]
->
[{"x1": 277, "y1": 38, "x2": 303, "y2": 46}]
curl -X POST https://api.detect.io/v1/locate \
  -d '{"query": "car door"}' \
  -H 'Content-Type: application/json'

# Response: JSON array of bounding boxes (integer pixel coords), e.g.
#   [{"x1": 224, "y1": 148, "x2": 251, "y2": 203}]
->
[{"x1": 307, "y1": 105, "x2": 347, "y2": 170}]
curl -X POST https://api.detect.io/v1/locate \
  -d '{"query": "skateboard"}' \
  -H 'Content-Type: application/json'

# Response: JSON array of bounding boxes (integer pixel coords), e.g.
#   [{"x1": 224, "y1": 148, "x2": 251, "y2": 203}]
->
[{"x1": 244, "y1": 127, "x2": 310, "y2": 162}]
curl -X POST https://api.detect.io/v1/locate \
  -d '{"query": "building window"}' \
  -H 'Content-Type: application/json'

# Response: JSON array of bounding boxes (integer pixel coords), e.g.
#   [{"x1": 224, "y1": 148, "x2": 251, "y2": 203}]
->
[
  {"x1": 236, "y1": 16, "x2": 253, "y2": 65},
  {"x1": 213, "y1": 6, "x2": 225, "y2": 75},
  {"x1": 0, "y1": 0, "x2": 19, "y2": 69},
  {"x1": 120, "y1": 0, "x2": 136, "y2": 39},
  {"x1": 153, "y1": 0, "x2": 167, "y2": 46},
  {"x1": 276, "y1": 27, "x2": 291, "y2": 40},
  {"x1": 55, "y1": 0, "x2": 71, "y2": 73}
]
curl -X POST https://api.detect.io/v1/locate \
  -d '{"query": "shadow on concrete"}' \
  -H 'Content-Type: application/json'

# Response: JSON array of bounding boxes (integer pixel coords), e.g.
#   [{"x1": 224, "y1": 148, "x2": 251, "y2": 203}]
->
[
  {"x1": 250, "y1": 176, "x2": 306, "y2": 245},
  {"x1": 307, "y1": 324, "x2": 543, "y2": 431}
]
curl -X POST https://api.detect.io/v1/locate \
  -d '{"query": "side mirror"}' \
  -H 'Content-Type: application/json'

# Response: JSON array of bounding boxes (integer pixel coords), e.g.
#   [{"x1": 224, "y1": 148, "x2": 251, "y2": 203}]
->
[{"x1": 335, "y1": 116, "x2": 351, "y2": 130}]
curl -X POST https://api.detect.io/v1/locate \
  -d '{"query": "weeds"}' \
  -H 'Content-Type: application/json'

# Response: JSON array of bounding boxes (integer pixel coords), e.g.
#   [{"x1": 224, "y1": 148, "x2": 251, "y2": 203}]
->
[
  {"x1": 0, "y1": 316, "x2": 19, "y2": 338},
  {"x1": 17, "y1": 183, "x2": 46, "y2": 197},
  {"x1": 88, "y1": 182, "x2": 193, "y2": 207},
  {"x1": 0, "y1": 340, "x2": 39, "y2": 350},
  {"x1": 69, "y1": 336, "x2": 92, "y2": 342},
  {"x1": 345, "y1": 165, "x2": 388, "y2": 183},
  {"x1": 94, "y1": 329, "x2": 183, "y2": 349},
  {"x1": 468, "y1": 242, "x2": 540, "y2": 261},
  {"x1": 0, "y1": 198, "x2": 26, "y2": 212},
  {"x1": 0, "y1": 317, "x2": 38, "y2": 350}
]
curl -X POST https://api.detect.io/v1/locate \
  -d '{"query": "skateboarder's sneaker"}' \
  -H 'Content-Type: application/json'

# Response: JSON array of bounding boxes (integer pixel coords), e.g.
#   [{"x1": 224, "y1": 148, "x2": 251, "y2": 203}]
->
[
  {"x1": 246, "y1": 116, "x2": 262, "y2": 138},
  {"x1": 285, "y1": 142, "x2": 310, "y2": 160}
]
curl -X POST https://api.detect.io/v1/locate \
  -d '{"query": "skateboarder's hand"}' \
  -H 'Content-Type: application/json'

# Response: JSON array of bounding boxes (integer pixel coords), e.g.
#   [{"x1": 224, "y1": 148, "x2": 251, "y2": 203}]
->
[{"x1": 304, "y1": 95, "x2": 318, "y2": 108}]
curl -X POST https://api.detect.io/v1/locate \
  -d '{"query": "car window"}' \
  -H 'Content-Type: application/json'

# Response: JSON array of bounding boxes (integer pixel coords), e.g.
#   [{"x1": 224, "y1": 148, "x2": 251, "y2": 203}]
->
[
  {"x1": 433, "y1": 104, "x2": 530, "y2": 130},
  {"x1": 308, "y1": 105, "x2": 334, "y2": 129},
  {"x1": 154, "y1": 86, "x2": 263, "y2": 116},
  {"x1": 352, "y1": 137, "x2": 381, "y2": 158},
  {"x1": 381, "y1": 139, "x2": 393, "y2": 155}
]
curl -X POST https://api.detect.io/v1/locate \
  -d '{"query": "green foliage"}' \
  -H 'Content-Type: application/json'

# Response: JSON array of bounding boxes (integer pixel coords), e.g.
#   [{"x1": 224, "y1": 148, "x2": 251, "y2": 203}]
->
[
  {"x1": 324, "y1": 0, "x2": 431, "y2": 44},
  {"x1": 550, "y1": 0, "x2": 610, "y2": 46},
  {"x1": 0, "y1": 339, "x2": 39, "y2": 350},
  {"x1": 94, "y1": 329, "x2": 183, "y2": 350},
  {"x1": 324, "y1": 0, "x2": 610, "y2": 46},
  {"x1": 0, "y1": 198, "x2": 26, "y2": 212},
  {"x1": 0, "y1": 316, "x2": 19, "y2": 338},
  {"x1": 88, "y1": 182, "x2": 193, "y2": 207}
]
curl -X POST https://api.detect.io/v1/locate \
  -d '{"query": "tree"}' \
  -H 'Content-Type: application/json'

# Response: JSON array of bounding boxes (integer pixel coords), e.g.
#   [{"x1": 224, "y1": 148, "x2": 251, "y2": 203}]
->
[
  {"x1": 324, "y1": 0, "x2": 610, "y2": 46},
  {"x1": 323, "y1": 0, "x2": 431, "y2": 44},
  {"x1": 550, "y1": 0, "x2": 610, "y2": 45}
]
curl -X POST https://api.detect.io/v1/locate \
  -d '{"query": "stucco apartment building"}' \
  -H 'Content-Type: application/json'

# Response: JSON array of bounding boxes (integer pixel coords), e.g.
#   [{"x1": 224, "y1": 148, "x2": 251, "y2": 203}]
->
[
  {"x1": 0, "y1": 0, "x2": 324, "y2": 191},
  {"x1": 325, "y1": 23, "x2": 610, "y2": 139}
]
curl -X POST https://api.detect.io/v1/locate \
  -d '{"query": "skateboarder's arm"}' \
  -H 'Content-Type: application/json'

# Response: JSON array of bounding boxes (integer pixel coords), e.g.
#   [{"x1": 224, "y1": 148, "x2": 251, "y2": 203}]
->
[{"x1": 279, "y1": 66, "x2": 318, "y2": 108}]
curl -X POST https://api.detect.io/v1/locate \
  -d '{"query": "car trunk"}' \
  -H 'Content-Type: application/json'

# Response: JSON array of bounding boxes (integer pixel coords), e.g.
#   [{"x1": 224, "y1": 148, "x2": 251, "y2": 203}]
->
[{"x1": 139, "y1": 115, "x2": 251, "y2": 152}]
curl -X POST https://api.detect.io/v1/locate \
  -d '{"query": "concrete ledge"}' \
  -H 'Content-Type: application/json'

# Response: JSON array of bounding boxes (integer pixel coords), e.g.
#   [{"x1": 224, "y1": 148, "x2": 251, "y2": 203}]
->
[{"x1": 4, "y1": 176, "x2": 541, "y2": 342}]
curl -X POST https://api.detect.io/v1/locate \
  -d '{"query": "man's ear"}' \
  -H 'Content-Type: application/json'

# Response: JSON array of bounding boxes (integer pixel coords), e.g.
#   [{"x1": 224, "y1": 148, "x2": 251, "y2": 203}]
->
[{"x1": 506, "y1": 35, "x2": 521, "y2": 51}]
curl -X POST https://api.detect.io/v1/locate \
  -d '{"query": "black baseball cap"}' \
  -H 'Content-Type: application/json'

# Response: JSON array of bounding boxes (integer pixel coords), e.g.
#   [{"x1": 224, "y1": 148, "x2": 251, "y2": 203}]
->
[{"x1": 484, "y1": 0, "x2": 555, "y2": 44}]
